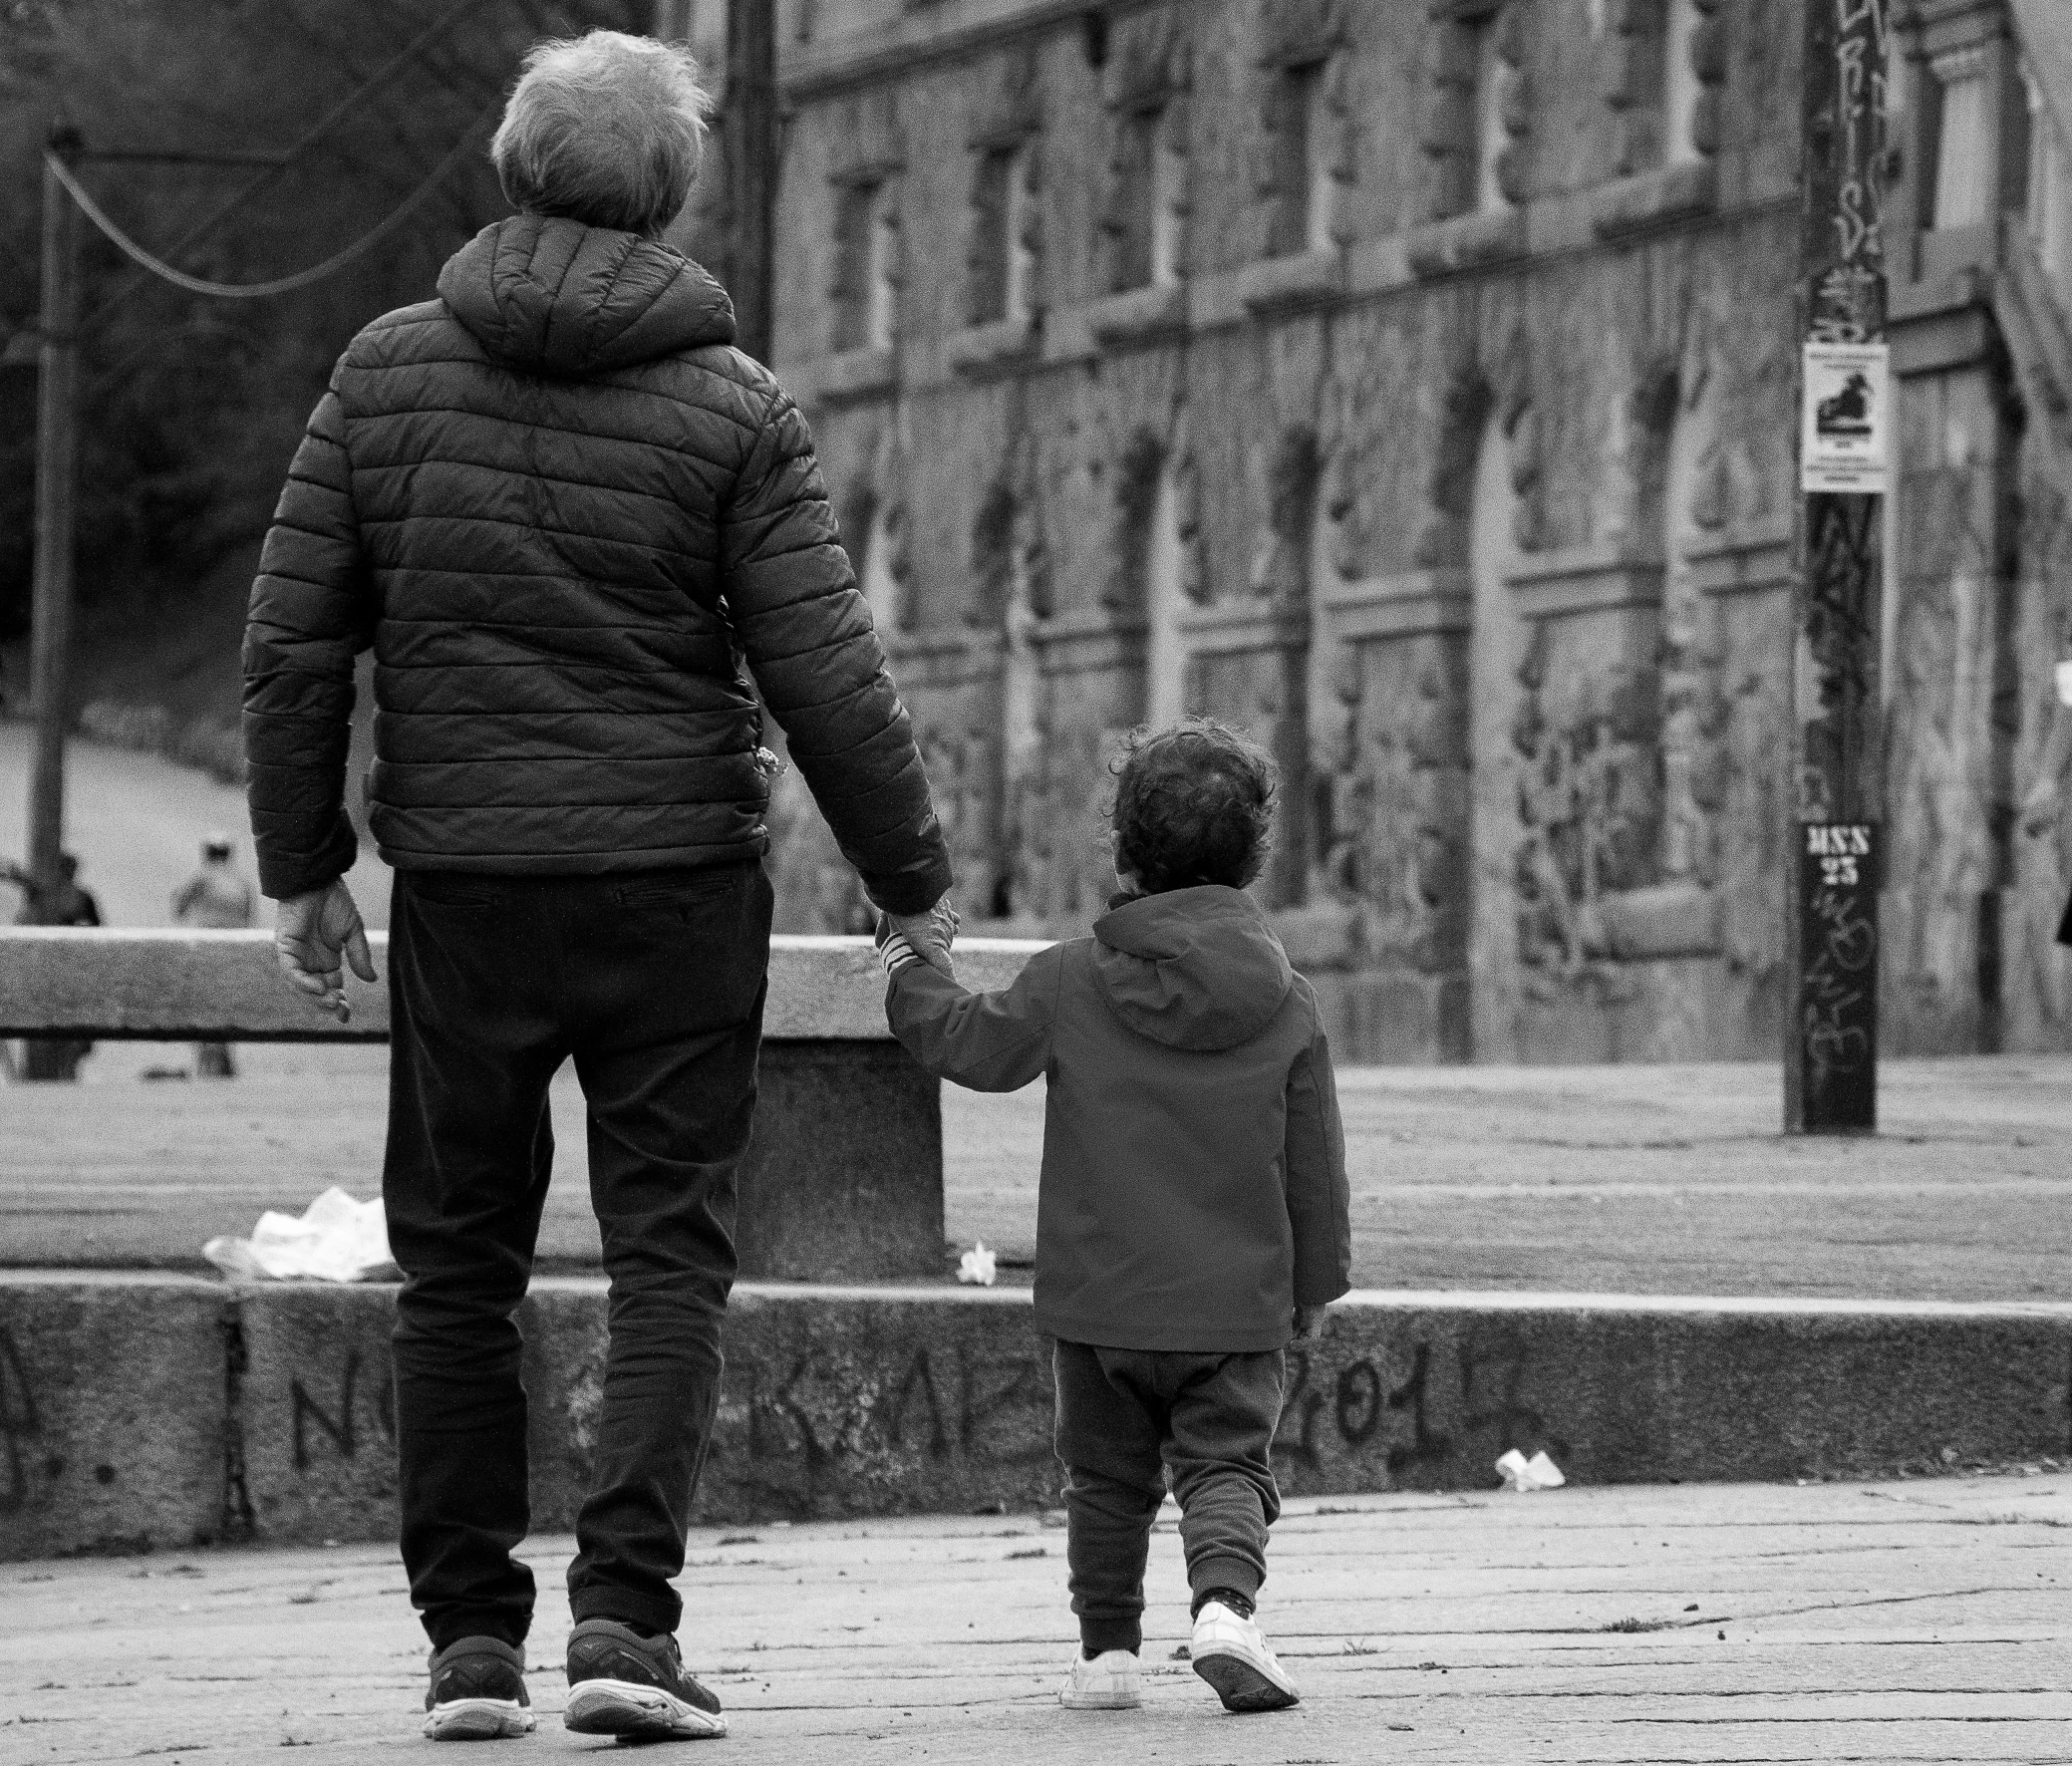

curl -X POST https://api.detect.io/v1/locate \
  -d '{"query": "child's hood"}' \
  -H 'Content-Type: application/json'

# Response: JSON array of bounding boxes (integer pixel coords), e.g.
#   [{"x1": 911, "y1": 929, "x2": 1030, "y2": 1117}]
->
[{"x1": 1088, "y1": 885, "x2": 1295, "y2": 1052}]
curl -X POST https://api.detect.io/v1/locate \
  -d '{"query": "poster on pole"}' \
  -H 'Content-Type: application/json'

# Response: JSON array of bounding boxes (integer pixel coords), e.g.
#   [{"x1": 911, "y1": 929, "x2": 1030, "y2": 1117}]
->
[{"x1": 1800, "y1": 341, "x2": 1891, "y2": 493}]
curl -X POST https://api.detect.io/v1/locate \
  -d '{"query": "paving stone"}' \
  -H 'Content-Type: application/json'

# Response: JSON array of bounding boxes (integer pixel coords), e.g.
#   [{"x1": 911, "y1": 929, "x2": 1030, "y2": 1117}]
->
[{"x1": 9, "y1": 1475, "x2": 2072, "y2": 1764}]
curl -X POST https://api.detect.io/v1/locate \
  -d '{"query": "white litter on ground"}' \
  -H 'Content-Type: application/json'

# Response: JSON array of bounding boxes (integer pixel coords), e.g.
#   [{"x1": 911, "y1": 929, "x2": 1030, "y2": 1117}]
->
[
  {"x1": 956, "y1": 1240, "x2": 998, "y2": 1287},
  {"x1": 202, "y1": 1186, "x2": 400, "y2": 1283},
  {"x1": 1496, "y1": 1448, "x2": 1567, "y2": 1492}
]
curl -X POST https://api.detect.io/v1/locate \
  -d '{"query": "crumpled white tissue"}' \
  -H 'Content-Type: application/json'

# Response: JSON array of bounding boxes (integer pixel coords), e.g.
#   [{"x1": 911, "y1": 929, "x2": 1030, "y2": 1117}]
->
[
  {"x1": 202, "y1": 1186, "x2": 400, "y2": 1283},
  {"x1": 1495, "y1": 1448, "x2": 1567, "y2": 1492},
  {"x1": 956, "y1": 1240, "x2": 998, "y2": 1287}
]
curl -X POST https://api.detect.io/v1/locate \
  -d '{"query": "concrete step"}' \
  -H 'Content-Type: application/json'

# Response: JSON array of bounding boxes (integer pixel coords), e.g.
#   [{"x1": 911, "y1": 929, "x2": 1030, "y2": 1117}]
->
[{"x1": 3, "y1": 1274, "x2": 2068, "y2": 1560}]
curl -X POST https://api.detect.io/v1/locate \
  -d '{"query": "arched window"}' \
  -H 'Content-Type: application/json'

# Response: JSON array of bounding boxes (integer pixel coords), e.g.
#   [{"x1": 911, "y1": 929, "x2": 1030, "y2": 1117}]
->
[
  {"x1": 1663, "y1": 0, "x2": 1705, "y2": 168},
  {"x1": 1658, "y1": 374, "x2": 1714, "y2": 884},
  {"x1": 1928, "y1": 47, "x2": 1993, "y2": 230},
  {"x1": 1143, "y1": 457, "x2": 1188, "y2": 729},
  {"x1": 1467, "y1": 403, "x2": 1523, "y2": 1024},
  {"x1": 997, "y1": 552, "x2": 1043, "y2": 918}
]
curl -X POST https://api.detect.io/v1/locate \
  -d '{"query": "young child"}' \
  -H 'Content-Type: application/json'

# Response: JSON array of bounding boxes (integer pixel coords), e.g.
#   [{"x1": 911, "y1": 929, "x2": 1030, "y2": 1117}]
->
[{"x1": 880, "y1": 719, "x2": 1351, "y2": 1715}]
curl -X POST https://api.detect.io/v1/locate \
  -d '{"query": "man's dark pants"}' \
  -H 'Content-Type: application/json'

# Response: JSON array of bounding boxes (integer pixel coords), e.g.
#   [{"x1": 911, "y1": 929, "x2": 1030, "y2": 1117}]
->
[
  {"x1": 383, "y1": 862, "x2": 773, "y2": 1650},
  {"x1": 1052, "y1": 1340, "x2": 1286, "y2": 1655}
]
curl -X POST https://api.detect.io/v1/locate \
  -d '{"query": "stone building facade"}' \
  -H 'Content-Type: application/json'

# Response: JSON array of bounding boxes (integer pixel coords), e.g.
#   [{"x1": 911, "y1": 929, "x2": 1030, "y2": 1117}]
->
[{"x1": 748, "y1": 0, "x2": 2072, "y2": 1065}]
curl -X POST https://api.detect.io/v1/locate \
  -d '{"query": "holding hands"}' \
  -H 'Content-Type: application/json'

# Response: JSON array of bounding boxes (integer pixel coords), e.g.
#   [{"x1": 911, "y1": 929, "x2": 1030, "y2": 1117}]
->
[{"x1": 877, "y1": 896, "x2": 961, "y2": 980}]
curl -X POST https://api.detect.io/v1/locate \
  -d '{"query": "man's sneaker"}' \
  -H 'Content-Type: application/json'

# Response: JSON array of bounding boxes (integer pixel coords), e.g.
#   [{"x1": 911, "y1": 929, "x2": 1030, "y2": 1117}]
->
[
  {"x1": 1058, "y1": 1647, "x2": 1142, "y2": 1710},
  {"x1": 563, "y1": 1618, "x2": 727, "y2": 1740},
  {"x1": 423, "y1": 1635, "x2": 536, "y2": 1740},
  {"x1": 1190, "y1": 1601, "x2": 1300, "y2": 1713}
]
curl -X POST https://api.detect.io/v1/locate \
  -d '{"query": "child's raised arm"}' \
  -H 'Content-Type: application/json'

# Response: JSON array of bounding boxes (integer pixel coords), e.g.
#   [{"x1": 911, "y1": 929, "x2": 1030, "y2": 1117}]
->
[{"x1": 882, "y1": 936, "x2": 1062, "y2": 1092}]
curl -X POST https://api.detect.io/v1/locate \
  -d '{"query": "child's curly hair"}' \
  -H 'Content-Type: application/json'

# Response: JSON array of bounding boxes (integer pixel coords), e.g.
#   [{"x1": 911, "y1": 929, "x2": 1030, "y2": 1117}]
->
[{"x1": 1108, "y1": 718, "x2": 1278, "y2": 895}]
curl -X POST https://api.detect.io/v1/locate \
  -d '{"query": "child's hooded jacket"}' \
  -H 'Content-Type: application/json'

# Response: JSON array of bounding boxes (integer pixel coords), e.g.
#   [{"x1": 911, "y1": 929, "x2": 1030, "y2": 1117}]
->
[{"x1": 886, "y1": 885, "x2": 1351, "y2": 1352}]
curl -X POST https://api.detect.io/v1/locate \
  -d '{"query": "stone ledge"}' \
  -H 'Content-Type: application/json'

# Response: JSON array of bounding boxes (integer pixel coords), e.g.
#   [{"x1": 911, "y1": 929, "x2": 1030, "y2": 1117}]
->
[
  {"x1": 945, "y1": 312, "x2": 1040, "y2": 374},
  {"x1": 1083, "y1": 281, "x2": 1188, "y2": 349},
  {"x1": 1235, "y1": 247, "x2": 1345, "y2": 313},
  {"x1": 1588, "y1": 160, "x2": 1718, "y2": 241},
  {"x1": 1175, "y1": 598, "x2": 1308, "y2": 656},
  {"x1": 1323, "y1": 570, "x2": 1472, "y2": 641},
  {"x1": 7, "y1": 1277, "x2": 2072, "y2": 1559},
  {"x1": 0, "y1": 931, "x2": 1046, "y2": 1042},
  {"x1": 1686, "y1": 518, "x2": 1794, "y2": 599},
  {"x1": 797, "y1": 344, "x2": 899, "y2": 406},
  {"x1": 1405, "y1": 207, "x2": 1527, "y2": 278},
  {"x1": 1506, "y1": 541, "x2": 1664, "y2": 620}
]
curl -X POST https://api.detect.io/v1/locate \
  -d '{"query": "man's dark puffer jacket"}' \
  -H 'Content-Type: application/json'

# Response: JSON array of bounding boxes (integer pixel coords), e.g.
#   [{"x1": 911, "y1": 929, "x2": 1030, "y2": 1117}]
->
[{"x1": 242, "y1": 213, "x2": 951, "y2": 913}]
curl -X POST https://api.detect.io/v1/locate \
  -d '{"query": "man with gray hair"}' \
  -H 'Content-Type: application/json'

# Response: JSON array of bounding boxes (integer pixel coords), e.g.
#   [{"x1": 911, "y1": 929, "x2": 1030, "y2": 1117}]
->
[{"x1": 244, "y1": 30, "x2": 956, "y2": 1743}]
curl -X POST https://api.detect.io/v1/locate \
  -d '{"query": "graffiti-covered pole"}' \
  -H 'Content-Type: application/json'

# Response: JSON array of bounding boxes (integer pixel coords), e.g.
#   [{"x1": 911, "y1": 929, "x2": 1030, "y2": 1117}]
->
[{"x1": 1786, "y1": 0, "x2": 1889, "y2": 1134}]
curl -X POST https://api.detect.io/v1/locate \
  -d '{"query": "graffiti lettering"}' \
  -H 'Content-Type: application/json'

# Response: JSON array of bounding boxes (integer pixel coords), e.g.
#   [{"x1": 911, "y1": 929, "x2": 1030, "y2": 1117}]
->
[
  {"x1": 289, "y1": 1343, "x2": 396, "y2": 1472},
  {"x1": 1333, "y1": 1360, "x2": 1382, "y2": 1446},
  {"x1": 1461, "y1": 1343, "x2": 1547, "y2": 1452},
  {"x1": 0, "y1": 1327, "x2": 43, "y2": 1514},
  {"x1": 746, "y1": 1354, "x2": 828, "y2": 1468},
  {"x1": 1385, "y1": 1342, "x2": 1452, "y2": 1475},
  {"x1": 719, "y1": 1332, "x2": 1564, "y2": 1495},
  {"x1": 882, "y1": 1350, "x2": 949, "y2": 1456},
  {"x1": 956, "y1": 1351, "x2": 1051, "y2": 1462}
]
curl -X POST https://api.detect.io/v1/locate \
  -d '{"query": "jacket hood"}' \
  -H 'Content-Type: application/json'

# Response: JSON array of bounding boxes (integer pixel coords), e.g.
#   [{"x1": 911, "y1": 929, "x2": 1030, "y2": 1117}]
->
[
  {"x1": 438, "y1": 213, "x2": 735, "y2": 377},
  {"x1": 1089, "y1": 886, "x2": 1295, "y2": 1052}
]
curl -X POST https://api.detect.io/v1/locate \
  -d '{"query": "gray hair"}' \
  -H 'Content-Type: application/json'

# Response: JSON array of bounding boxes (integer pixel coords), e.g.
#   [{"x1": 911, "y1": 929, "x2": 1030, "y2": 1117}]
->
[{"x1": 490, "y1": 31, "x2": 716, "y2": 236}]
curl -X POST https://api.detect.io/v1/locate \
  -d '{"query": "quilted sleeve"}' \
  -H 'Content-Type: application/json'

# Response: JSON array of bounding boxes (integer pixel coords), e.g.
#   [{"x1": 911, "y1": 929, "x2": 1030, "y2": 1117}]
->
[
  {"x1": 241, "y1": 388, "x2": 372, "y2": 900},
  {"x1": 885, "y1": 942, "x2": 1061, "y2": 1093},
  {"x1": 1285, "y1": 1013, "x2": 1353, "y2": 1308},
  {"x1": 720, "y1": 386, "x2": 953, "y2": 916}
]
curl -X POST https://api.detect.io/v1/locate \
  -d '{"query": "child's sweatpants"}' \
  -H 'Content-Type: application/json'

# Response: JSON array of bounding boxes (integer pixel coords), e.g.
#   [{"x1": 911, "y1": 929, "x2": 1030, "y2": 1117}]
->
[{"x1": 1051, "y1": 1339, "x2": 1285, "y2": 1655}]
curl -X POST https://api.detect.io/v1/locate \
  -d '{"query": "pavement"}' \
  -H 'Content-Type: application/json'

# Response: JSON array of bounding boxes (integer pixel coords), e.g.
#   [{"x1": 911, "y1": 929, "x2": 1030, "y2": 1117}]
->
[
  {"x1": 0, "y1": 723, "x2": 393, "y2": 934},
  {"x1": 9, "y1": 1048, "x2": 2072, "y2": 1301},
  {"x1": 8, "y1": 1472, "x2": 2072, "y2": 1765}
]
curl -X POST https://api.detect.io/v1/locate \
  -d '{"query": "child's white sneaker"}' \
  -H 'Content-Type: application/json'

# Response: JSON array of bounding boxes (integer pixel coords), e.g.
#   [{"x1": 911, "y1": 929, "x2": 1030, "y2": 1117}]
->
[
  {"x1": 1059, "y1": 1647, "x2": 1142, "y2": 1709},
  {"x1": 1190, "y1": 1601, "x2": 1300, "y2": 1712}
]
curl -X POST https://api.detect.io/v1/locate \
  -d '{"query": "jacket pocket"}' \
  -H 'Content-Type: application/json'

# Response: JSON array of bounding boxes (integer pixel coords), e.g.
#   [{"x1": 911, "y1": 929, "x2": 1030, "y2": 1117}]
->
[{"x1": 406, "y1": 873, "x2": 500, "y2": 909}]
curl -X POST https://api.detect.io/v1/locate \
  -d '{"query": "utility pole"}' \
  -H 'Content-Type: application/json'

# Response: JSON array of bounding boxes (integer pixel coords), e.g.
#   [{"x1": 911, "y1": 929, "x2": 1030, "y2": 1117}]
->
[
  {"x1": 21, "y1": 127, "x2": 84, "y2": 1080},
  {"x1": 28, "y1": 128, "x2": 82, "y2": 915},
  {"x1": 1786, "y1": 0, "x2": 1889, "y2": 1133},
  {"x1": 724, "y1": 0, "x2": 777, "y2": 365}
]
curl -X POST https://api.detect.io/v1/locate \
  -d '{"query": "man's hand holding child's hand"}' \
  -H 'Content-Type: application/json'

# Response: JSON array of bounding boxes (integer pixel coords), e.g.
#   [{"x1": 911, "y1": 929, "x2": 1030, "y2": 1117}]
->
[
  {"x1": 1293, "y1": 1305, "x2": 1326, "y2": 1341},
  {"x1": 878, "y1": 897, "x2": 960, "y2": 980}
]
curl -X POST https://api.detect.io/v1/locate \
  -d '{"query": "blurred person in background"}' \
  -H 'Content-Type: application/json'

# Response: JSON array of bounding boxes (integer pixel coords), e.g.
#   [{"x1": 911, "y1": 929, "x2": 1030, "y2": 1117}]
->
[
  {"x1": 171, "y1": 830, "x2": 256, "y2": 1076},
  {"x1": 1, "y1": 851, "x2": 102, "y2": 1080}
]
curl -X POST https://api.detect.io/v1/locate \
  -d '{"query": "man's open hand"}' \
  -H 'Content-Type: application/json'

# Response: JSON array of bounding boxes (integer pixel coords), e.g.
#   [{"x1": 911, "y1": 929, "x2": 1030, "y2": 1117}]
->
[
  {"x1": 274, "y1": 879, "x2": 377, "y2": 1022},
  {"x1": 881, "y1": 896, "x2": 960, "y2": 980}
]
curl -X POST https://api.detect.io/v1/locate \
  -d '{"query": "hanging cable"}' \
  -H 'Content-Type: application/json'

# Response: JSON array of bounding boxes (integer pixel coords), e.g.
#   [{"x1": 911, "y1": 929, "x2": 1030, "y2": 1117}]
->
[
  {"x1": 46, "y1": 112, "x2": 492, "y2": 302},
  {"x1": 79, "y1": 0, "x2": 495, "y2": 325}
]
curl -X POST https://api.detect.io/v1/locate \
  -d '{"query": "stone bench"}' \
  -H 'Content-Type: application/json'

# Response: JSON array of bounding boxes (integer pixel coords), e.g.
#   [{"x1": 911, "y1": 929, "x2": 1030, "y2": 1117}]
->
[{"x1": 0, "y1": 929, "x2": 1045, "y2": 1282}]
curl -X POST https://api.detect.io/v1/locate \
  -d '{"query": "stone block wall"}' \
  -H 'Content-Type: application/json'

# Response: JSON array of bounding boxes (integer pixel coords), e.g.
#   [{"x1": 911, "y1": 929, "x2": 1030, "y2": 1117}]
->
[{"x1": 756, "y1": 0, "x2": 2063, "y2": 1063}]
